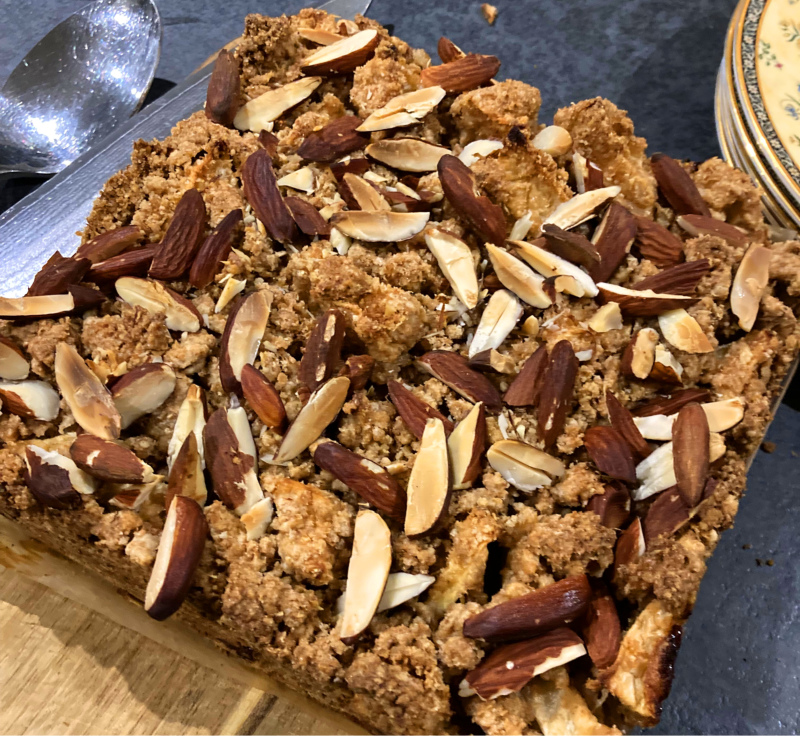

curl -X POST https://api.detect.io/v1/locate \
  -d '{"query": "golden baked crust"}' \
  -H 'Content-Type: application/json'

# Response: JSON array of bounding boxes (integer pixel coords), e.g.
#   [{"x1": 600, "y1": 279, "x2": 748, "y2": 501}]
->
[{"x1": 1, "y1": 10, "x2": 798, "y2": 735}]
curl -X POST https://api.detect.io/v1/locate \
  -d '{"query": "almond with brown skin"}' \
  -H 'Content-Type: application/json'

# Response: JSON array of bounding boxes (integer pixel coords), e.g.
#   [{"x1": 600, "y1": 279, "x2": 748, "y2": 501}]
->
[
  {"x1": 24, "y1": 446, "x2": 87, "y2": 510},
  {"x1": 297, "y1": 115, "x2": 368, "y2": 163},
  {"x1": 633, "y1": 259, "x2": 710, "y2": 296},
  {"x1": 597, "y1": 283, "x2": 698, "y2": 316},
  {"x1": 284, "y1": 197, "x2": 331, "y2": 237},
  {"x1": 258, "y1": 128, "x2": 279, "y2": 157},
  {"x1": 110, "y1": 362, "x2": 177, "y2": 429},
  {"x1": 650, "y1": 153, "x2": 711, "y2": 217},
  {"x1": 76, "y1": 225, "x2": 142, "y2": 263},
  {"x1": 541, "y1": 224, "x2": 600, "y2": 269},
  {"x1": 242, "y1": 149, "x2": 297, "y2": 243},
  {"x1": 676, "y1": 214, "x2": 747, "y2": 245},
  {"x1": 448, "y1": 401, "x2": 486, "y2": 489},
  {"x1": 0, "y1": 337, "x2": 29, "y2": 380},
  {"x1": 649, "y1": 345, "x2": 684, "y2": 385},
  {"x1": 606, "y1": 390, "x2": 651, "y2": 460},
  {"x1": 438, "y1": 154, "x2": 506, "y2": 246},
  {"x1": 330, "y1": 157, "x2": 371, "y2": 181},
  {"x1": 387, "y1": 380, "x2": 454, "y2": 438},
  {"x1": 464, "y1": 574, "x2": 592, "y2": 642},
  {"x1": 189, "y1": 208, "x2": 243, "y2": 288},
  {"x1": 634, "y1": 216, "x2": 684, "y2": 266},
  {"x1": 339, "y1": 172, "x2": 390, "y2": 211},
  {"x1": 583, "y1": 593, "x2": 622, "y2": 670},
  {"x1": 417, "y1": 350, "x2": 503, "y2": 413},
  {"x1": 88, "y1": 245, "x2": 158, "y2": 283},
  {"x1": 300, "y1": 29, "x2": 379, "y2": 74},
  {"x1": 672, "y1": 402, "x2": 709, "y2": 507},
  {"x1": 166, "y1": 433, "x2": 207, "y2": 509},
  {"x1": 589, "y1": 202, "x2": 637, "y2": 282},
  {"x1": 537, "y1": 340, "x2": 578, "y2": 450},
  {"x1": 148, "y1": 189, "x2": 207, "y2": 280},
  {"x1": 630, "y1": 388, "x2": 711, "y2": 417},
  {"x1": 586, "y1": 483, "x2": 631, "y2": 529},
  {"x1": 205, "y1": 49, "x2": 241, "y2": 127},
  {"x1": 584, "y1": 426, "x2": 636, "y2": 483},
  {"x1": 55, "y1": 343, "x2": 121, "y2": 440},
  {"x1": 299, "y1": 309, "x2": 346, "y2": 395},
  {"x1": 219, "y1": 290, "x2": 270, "y2": 396},
  {"x1": 615, "y1": 516, "x2": 645, "y2": 571},
  {"x1": 313, "y1": 440, "x2": 406, "y2": 521},
  {"x1": 642, "y1": 479, "x2": 716, "y2": 544},
  {"x1": 70, "y1": 434, "x2": 155, "y2": 483},
  {"x1": 339, "y1": 354, "x2": 374, "y2": 392},
  {"x1": 621, "y1": 328, "x2": 658, "y2": 381},
  {"x1": 437, "y1": 36, "x2": 465, "y2": 63},
  {"x1": 0, "y1": 380, "x2": 60, "y2": 420},
  {"x1": 404, "y1": 417, "x2": 451, "y2": 537},
  {"x1": 420, "y1": 53, "x2": 500, "y2": 93},
  {"x1": 468, "y1": 349, "x2": 515, "y2": 374},
  {"x1": 27, "y1": 252, "x2": 91, "y2": 296},
  {"x1": 241, "y1": 364, "x2": 287, "y2": 432},
  {"x1": 504, "y1": 345, "x2": 548, "y2": 407},
  {"x1": 145, "y1": 495, "x2": 208, "y2": 621}
]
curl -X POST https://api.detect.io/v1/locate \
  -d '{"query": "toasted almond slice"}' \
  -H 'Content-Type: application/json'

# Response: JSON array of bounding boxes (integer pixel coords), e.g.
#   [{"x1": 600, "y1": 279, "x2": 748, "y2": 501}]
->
[
  {"x1": 115, "y1": 277, "x2": 201, "y2": 332},
  {"x1": 366, "y1": 138, "x2": 449, "y2": 172},
  {"x1": 469, "y1": 349, "x2": 515, "y2": 374},
  {"x1": 614, "y1": 516, "x2": 646, "y2": 572},
  {"x1": 588, "y1": 302, "x2": 623, "y2": 332},
  {"x1": 731, "y1": 244, "x2": 771, "y2": 332},
  {"x1": 0, "y1": 338, "x2": 29, "y2": 380},
  {"x1": 274, "y1": 376, "x2": 350, "y2": 463},
  {"x1": 542, "y1": 225, "x2": 601, "y2": 269},
  {"x1": 214, "y1": 276, "x2": 246, "y2": 314},
  {"x1": 0, "y1": 380, "x2": 60, "y2": 421},
  {"x1": 168, "y1": 385, "x2": 207, "y2": 470},
  {"x1": 509, "y1": 210, "x2": 534, "y2": 241},
  {"x1": 357, "y1": 86, "x2": 446, "y2": 132},
  {"x1": 298, "y1": 28, "x2": 346, "y2": 45},
  {"x1": 487, "y1": 439, "x2": 566, "y2": 491},
  {"x1": 219, "y1": 291, "x2": 271, "y2": 395},
  {"x1": 621, "y1": 328, "x2": 658, "y2": 380},
  {"x1": 512, "y1": 239, "x2": 598, "y2": 297},
  {"x1": 633, "y1": 397, "x2": 745, "y2": 440},
  {"x1": 70, "y1": 435, "x2": 155, "y2": 484},
  {"x1": 405, "y1": 418, "x2": 451, "y2": 537},
  {"x1": 299, "y1": 309, "x2": 347, "y2": 395},
  {"x1": 330, "y1": 210, "x2": 429, "y2": 241},
  {"x1": 341, "y1": 508, "x2": 392, "y2": 643},
  {"x1": 108, "y1": 478, "x2": 161, "y2": 511},
  {"x1": 424, "y1": 227, "x2": 479, "y2": 309},
  {"x1": 233, "y1": 77, "x2": 322, "y2": 132},
  {"x1": 417, "y1": 351, "x2": 503, "y2": 412},
  {"x1": 111, "y1": 363, "x2": 177, "y2": 429},
  {"x1": 0, "y1": 293, "x2": 75, "y2": 319},
  {"x1": 542, "y1": 186, "x2": 621, "y2": 233},
  {"x1": 468, "y1": 290, "x2": 523, "y2": 357},
  {"x1": 532, "y1": 125, "x2": 572, "y2": 157},
  {"x1": 55, "y1": 344, "x2": 120, "y2": 440},
  {"x1": 448, "y1": 402, "x2": 486, "y2": 490},
  {"x1": 458, "y1": 139, "x2": 504, "y2": 167},
  {"x1": 166, "y1": 433, "x2": 208, "y2": 508},
  {"x1": 276, "y1": 166, "x2": 315, "y2": 193},
  {"x1": 658, "y1": 309, "x2": 713, "y2": 354},
  {"x1": 676, "y1": 214, "x2": 747, "y2": 245},
  {"x1": 598, "y1": 282, "x2": 696, "y2": 317},
  {"x1": 145, "y1": 495, "x2": 208, "y2": 621},
  {"x1": 25, "y1": 445, "x2": 96, "y2": 503},
  {"x1": 486, "y1": 244, "x2": 552, "y2": 309},
  {"x1": 342, "y1": 172, "x2": 390, "y2": 211},
  {"x1": 336, "y1": 572, "x2": 435, "y2": 615},
  {"x1": 650, "y1": 345, "x2": 683, "y2": 385},
  {"x1": 300, "y1": 29, "x2": 379, "y2": 74}
]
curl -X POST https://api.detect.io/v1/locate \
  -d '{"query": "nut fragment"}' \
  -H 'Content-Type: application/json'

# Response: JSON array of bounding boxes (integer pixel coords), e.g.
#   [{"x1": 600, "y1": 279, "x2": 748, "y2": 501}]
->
[
  {"x1": 0, "y1": 338, "x2": 29, "y2": 381},
  {"x1": 632, "y1": 259, "x2": 710, "y2": 296},
  {"x1": 205, "y1": 49, "x2": 240, "y2": 127},
  {"x1": 273, "y1": 376, "x2": 350, "y2": 463},
  {"x1": 586, "y1": 483, "x2": 631, "y2": 528},
  {"x1": 219, "y1": 290, "x2": 271, "y2": 395},
  {"x1": 424, "y1": 227, "x2": 479, "y2": 309},
  {"x1": 337, "y1": 572, "x2": 435, "y2": 615},
  {"x1": 240, "y1": 496, "x2": 274, "y2": 541},
  {"x1": 234, "y1": 77, "x2": 322, "y2": 132},
  {"x1": 460, "y1": 628, "x2": 586, "y2": 701},
  {"x1": 532, "y1": 125, "x2": 573, "y2": 156},
  {"x1": 241, "y1": 364, "x2": 287, "y2": 432},
  {"x1": 242, "y1": 148, "x2": 297, "y2": 244},
  {"x1": 420, "y1": 54, "x2": 501, "y2": 93},
  {"x1": 650, "y1": 153, "x2": 711, "y2": 217},
  {"x1": 588, "y1": 302, "x2": 623, "y2": 332},
  {"x1": 542, "y1": 186, "x2": 620, "y2": 233},
  {"x1": 649, "y1": 345, "x2": 683, "y2": 385},
  {"x1": 605, "y1": 390, "x2": 651, "y2": 460},
  {"x1": 167, "y1": 384, "x2": 207, "y2": 470},
  {"x1": 0, "y1": 293, "x2": 77, "y2": 320},
  {"x1": 537, "y1": 340, "x2": 579, "y2": 449},
  {"x1": 417, "y1": 351, "x2": 503, "y2": 412},
  {"x1": 331, "y1": 210, "x2": 429, "y2": 241},
  {"x1": 486, "y1": 438, "x2": 565, "y2": 491},
  {"x1": 166, "y1": 433, "x2": 207, "y2": 508},
  {"x1": 632, "y1": 397, "x2": 745, "y2": 440},
  {"x1": 504, "y1": 345, "x2": 548, "y2": 407},
  {"x1": 148, "y1": 189, "x2": 207, "y2": 280},
  {"x1": 634, "y1": 216, "x2": 684, "y2": 266},
  {"x1": 189, "y1": 209, "x2": 243, "y2": 289},
  {"x1": 341, "y1": 172, "x2": 390, "y2": 211},
  {"x1": 76, "y1": 225, "x2": 142, "y2": 263},
  {"x1": 672, "y1": 403, "x2": 709, "y2": 507},
  {"x1": 115, "y1": 277, "x2": 201, "y2": 332},
  {"x1": 145, "y1": 495, "x2": 208, "y2": 621},
  {"x1": 297, "y1": 115, "x2": 368, "y2": 162},
  {"x1": 468, "y1": 349, "x2": 515, "y2": 373},
  {"x1": 366, "y1": 137, "x2": 449, "y2": 172},
  {"x1": 584, "y1": 426, "x2": 637, "y2": 483},
  {"x1": 110, "y1": 363, "x2": 177, "y2": 429},
  {"x1": 338, "y1": 354, "x2": 374, "y2": 392},
  {"x1": 314, "y1": 440, "x2": 406, "y2": 521},
  {"x1": 486, "y1": 244, "x2": 552, "y2": 308},
  {"x1": 513, "y1": 238, "x2": 598, "y2": 298},
  {"x1": 340, "y1": 509, "x2": 392, "y2": 643},
  {"x1": 589, "y1": 202, "x2": 638, "y2": 282},
  {"x1": 404, "y1": 418, "x2": 450, "y2": 537},
  {"x1": 300, "y1": 29, "x2": 379, "y2": 74},
  {"x1": 621, "y1": 328, "x2": 658, "y2": 380},
  {"x1": 298, "y1": 27, "x2": 345, "y2": 45},
  {"x1": 70, "y1": 434, "x2": 155, "y2": 483},
  {"x1": 469, "y1": 289, "x2": 523, "y2": 357},
  {"x1": 299, "y1": 309, "x2": 347, "y2": 395},
  {"x1": 55, "y1": 343, "x2": 121, "y2": 440},
  {"x1": 615, "y1": 516, "x2": 646, "y2": 569},
  {"x1": 448, "y1": 402, "x2": 486, "y2": 490},
  {"x1": 437, "y1": 36, "x2": 465, "y2": 63},
  {"x1": 387, "y1": 380, "x2": 454, "y2": 439},
  {"x1": 731, "y1": 244, "x2": 771, "y2": 332},
  {"x1": 458, "y1": 139, "x2": 504, "y2": 167},
  {"x1": 357, "y1": 86, "x2": 446, "y2": 132},
  {"x1": 598, "y1": 282, "x2": 697, "y2": 317},
  {"x1": 24, "y1": 445, "x2": 93, "y2": 509},
  {"x1": 658, "y1": 309, "x2": 713, "y2": 354},
  {"x1": 676, "y1": 213, "x2": 747, "y2": 245},
  {"x1": 584, "y1": 593, "x2": 622, "y2": 670}
]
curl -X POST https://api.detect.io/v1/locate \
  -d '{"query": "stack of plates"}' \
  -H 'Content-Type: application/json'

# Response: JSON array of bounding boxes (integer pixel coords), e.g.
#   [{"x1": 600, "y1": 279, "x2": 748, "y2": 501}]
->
[{"x1": 716, "y1": 0, "x2": 800, "y2": 230}]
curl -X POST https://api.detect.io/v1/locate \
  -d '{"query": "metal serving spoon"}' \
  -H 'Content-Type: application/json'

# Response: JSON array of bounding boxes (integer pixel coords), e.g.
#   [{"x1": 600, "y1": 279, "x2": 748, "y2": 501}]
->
[{"x1": 0, "y1": 0, "x2": 161, "y2": 177}]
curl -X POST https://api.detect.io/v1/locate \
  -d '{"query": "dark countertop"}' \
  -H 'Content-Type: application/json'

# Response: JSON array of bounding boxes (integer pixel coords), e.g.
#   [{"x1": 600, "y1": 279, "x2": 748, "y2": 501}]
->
[{"x1": 1, "y1": 1, "x2": 798, "y2": 733}]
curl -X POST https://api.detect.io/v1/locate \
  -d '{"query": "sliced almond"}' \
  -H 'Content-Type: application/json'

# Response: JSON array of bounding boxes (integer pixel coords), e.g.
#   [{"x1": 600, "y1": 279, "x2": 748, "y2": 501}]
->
[
  {"x1": 115, "y1": 277, "x2": 201, "y2": 332},
  {"x1": 621, "y1": 328, "x2": 659, "y2": 380},
  {"x1": 486, "y1": 438, "x2": 565, "y2": 491},
  {"x1": 512, "y1": 238, "x2": 598, "y2": 298},
  {"x1": 145, "y1": 495, "x2": 208, "y2": 621},
  {"x1": 219, "y1": 290, "x2": 270, "y2": 395},
  {"x1": 330, "y1": 210, "x2": 429, "y2": 242},
  {"x1": 633, "y1": 259, "x2": 710, "y2": 296},
  {"x1": 633, "y1": 397, "x2": 745, "y2": 440},
  {"x1": 148, "y1": 189, "x2": 207, "y2": 281},
  {"x1": 55, "y1": 343, "x2": 120, "y2": 440},
  {"x1": 167, "y1": 384, "x2": 207, "y2": 470},
  {"x1": 298, "y1": 28, "x2": 345, "y2": 45},
  {"x1": 299, "y1": 309, "x2": 346, "y2": 396},
  {"x1": 420, "y1": 54, "x2": 501, "y2": 93},
  {"x1": 110, "y1": 363, "x2": 177, "y2": 429},
  {"x1": 342, "y1": 172, "x2": 390, "y2": 211},
  {"x1": 404, "y1": 417, "x2": 450, "y2": 537},
  {"x1": 584, "y1": 426, "x2": 636, "y2": 483},
  {"x1": 88, "y1": 246, "x2": 158, "y2": 284},
  {"x1": 649, "y1": 345, "x2": 683, "y2": 385},
  {"x1": 731, "y1": 244, "x2": 771, "y2": 332},
  {"x1": 356, "y1": 86, "x2": 446, "y2": 132},
  {"x1": 77, "y1": 225, "x2": 142, "y2": 264},
  {"x1": 634, "y1": 215, "x2": 684, "y2": 266},
  {"x1": 233, "y1": 77, "x2": 322, "y2": 132},
  {"x1": 166, "y1": 433, "x2": 207, "y2": 508},
  {"x1": 486, "y1": 244, "x2": 552, "y2": 308},
  {"x1": 537, "y1": 340, "x2": 579, "y2": 450},
  {"x1": 241, "y1": 364, "x2": 287, "y2": 432},
  {"x1": 417, "y1": 351, "x2": 503, "y2": 412},
  {"x1": 588, "y1": 302, "x2": 623, "y2": 332},
  {"x1": 468, "y1": 290, "x2": 523, "y2": 358},
  {"x1": 366, "y1": 137, "x2": 449, "y2": 172},
  {"x1": 424, "y1": 227, "x2": 479, "y2": 309},
  {"x1": 598, "y1": 282, "x2": 697, "y2": 317},
  {"x1": 0, "y1": 293, "x2": 76, "y2": 320},
  {"x1": 589, "y1": 202, "x2": 638, "y2": 282},
  {"x1": 672, "y1": 403, "x2": 709, "y2": 507},
  {"x1": 605, "y1": 390, "x2": 651, "y2": 461},
  {"x1": 0, "y1": 380, "x2": 59, "y2": 421},
  {"x1": 643, "y1": 480, "x2": 716, "y2": 544},
  {"x1": 509, "y1": 210, "x2": 534, "y2": 241},
  {"x1": 0, "y1": 338, "x2": 29, "y2": 380},
  {"x1": 297, "y1": 115, "x2": 368, "y2": 163},
  {"x1": 657, "y1": 308, "x2": 713, "y2": 354},
  {"x1": 387, "y1": 380, "x2": 454, "y2": 439},
  {"x1": 338, "y1": 354, "x2": 374, "y2": 392},
  {"x1": 276, "y1": 166, "x2": 315, "y2": 193},
  {"x1": 458, "y1": 139, "x2": 504, "y2": 168},
  {"x1": 586, "y1": 483, "x2": 631, "y2": 528},
  {"x1": 314, "y1": 440, "x2": 406, "y2": 521},
  {"x1": 189, "y1": 208, "x2": 243, "y2": 289},
  {"x1": 448, "y1": 402, "x2": 486, "y2": 490},
  {"x1": 542, "y1": 186, "x2": 621, "y2": 233},
  {"x1": 504, "y1": 345, "x2": 548, "y2": 407},
  {"x1": 25, "y1": 445, "x2": 96, "y2": 509},
  {"x1": 468, "y1": 349, "x2": 515, "y2": 374},
  {"x1": 109, "y1": 478, "x2": 161, "y2": 511},
  {"x1": 532, "y1": 125, "x2": 573, "y2": 157},
  {"x1": 240, "y1": 496, "x2": 274, "y2": 541},
  {"x1": 541, "y1": 225, "x2": 601, "y2": 270},
  {"x1": 614, "y1": 516, "x2": 646, "y2": 571},
  {"x1": 273, "y1": 376, "x2": 350, "y2": 463},
  {"x1": 340, "y1": 509, "x2": 392, "y2": 643},
  {"x1": 300, "y1": 29, "x2": 379, "y2": 74},
  {"x1": 650, "y1": 153, "x2": 711, "y2": 217},
  {"x1": 337, "y1": 572, "x2": 435, "y2": 615},
  {"x1": 676, "y1": 214, "x2": 747, "y2": 245},
  {"x1": 242, "y1": 148, "x2": 297, "y2": 244},
  {"x1": 460, "y1": 628, "x2": 586, "y2": 701},
  {"x1": 205, "y1": 49, "x2": 240, "y2": 127},
  {"x1": 214, "y1": 276, "x2": 246, "y2": 314}
]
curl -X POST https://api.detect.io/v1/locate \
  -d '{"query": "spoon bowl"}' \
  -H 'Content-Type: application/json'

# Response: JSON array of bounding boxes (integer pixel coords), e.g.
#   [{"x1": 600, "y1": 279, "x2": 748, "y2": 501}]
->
[{"x1": 0, "y1": 0, "x2": 161, "y2": 177}]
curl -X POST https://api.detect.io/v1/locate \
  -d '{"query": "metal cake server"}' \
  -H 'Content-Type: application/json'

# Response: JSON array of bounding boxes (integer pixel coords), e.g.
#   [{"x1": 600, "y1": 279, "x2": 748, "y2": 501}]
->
[{"x1": 0, "y1": 0, "x2": 161, "y2": 177}]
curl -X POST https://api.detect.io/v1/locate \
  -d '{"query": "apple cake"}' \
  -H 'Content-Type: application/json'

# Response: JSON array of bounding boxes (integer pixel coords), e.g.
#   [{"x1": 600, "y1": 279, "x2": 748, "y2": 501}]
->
[{"x1": 1, "y1": 8, "x2": 798, "y2": 734}]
